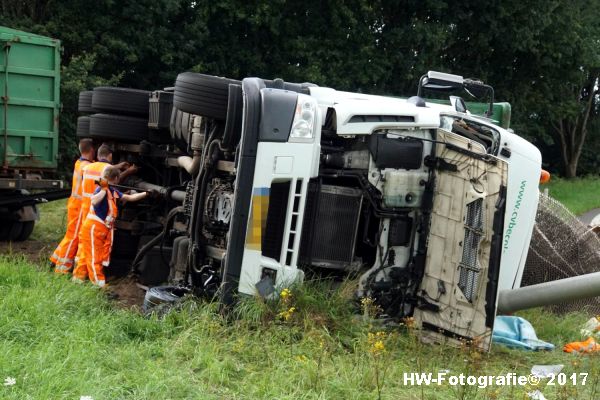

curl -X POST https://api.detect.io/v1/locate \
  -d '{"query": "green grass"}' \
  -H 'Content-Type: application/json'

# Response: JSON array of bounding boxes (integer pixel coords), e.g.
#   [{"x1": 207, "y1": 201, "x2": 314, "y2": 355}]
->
[
  {"x1": 0, "y1": 255, "x2": 598, "y2": 399},
  {"x1": 543, "y1": 176, "x2": 600, "y2": 215},
  {"x1": 3, "y1": 187, "x2": 599, "y2": 399},
  {"x1": 32, "y1": 198, "x2": 68, "y2": 244}
]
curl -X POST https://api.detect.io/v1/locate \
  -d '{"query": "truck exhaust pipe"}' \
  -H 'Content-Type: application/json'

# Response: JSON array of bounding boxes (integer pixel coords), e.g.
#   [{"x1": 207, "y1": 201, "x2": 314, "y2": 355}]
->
[{"x1": 497, "y1": 271, "x2": 600, "y2": 314}]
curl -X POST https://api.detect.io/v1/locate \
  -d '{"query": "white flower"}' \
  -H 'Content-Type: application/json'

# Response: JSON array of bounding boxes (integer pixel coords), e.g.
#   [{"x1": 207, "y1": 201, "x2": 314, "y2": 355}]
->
[
  {"x1": 3, "y1": 377, "x2": 16, "y2": 386},
  {"x1": 80, "y1": 396, "x2": 94, "y2": 400}
]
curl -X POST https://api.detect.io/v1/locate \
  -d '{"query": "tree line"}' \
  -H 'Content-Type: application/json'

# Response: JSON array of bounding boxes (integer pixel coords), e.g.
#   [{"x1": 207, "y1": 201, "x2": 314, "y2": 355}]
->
[{"x1": 1, "y1": 0, "x2": 598, "y2": 177}]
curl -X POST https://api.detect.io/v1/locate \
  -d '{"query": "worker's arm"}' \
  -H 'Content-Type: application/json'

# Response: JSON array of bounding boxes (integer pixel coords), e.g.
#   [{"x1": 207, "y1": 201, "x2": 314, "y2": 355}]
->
[
  {"x1": 117, "y1": 164, "x2": 139, "y2": 183},
  {"x1": 91, "y1": 188, "x2": 107, "y2": 206},
  {"x1": 121, "y1": 191, "x2": 148, "y2": 203},
  {"x1": 113, "y1": 161, "x2": 130, "y2": 171}
]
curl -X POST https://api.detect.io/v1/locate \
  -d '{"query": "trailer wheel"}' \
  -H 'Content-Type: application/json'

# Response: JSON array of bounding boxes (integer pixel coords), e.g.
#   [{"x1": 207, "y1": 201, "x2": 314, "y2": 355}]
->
[
  {"x1": 0, "y1": 222, "x2": 11, "y2": 241},
  {"x1": 173, "y1": 72, "x2": 240, "y2": 120},
  {"x1": 92, "y1": 87, "x2": 150, "y2": 117},
  {"x1": 6, "y1": 222, "x2": 23, "y2": 242},
  {"x1": 78, "y1": 91, "x2": 95, "y2": 113},
  {"x1": 89, "y1": 113, "x2": 149, "y2": 142},
  {"x1": 15, "y1": 221, "x2": 35, "y2": 241},
  {"x1": 75, "y1": 116, "x2": 91, "y2": 138}
]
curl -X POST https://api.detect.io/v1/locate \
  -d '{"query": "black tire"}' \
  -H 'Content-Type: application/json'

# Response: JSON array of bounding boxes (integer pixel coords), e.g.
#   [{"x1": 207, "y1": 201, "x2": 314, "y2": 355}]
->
[
  {"x1": 92, "y1": 87, "x2": 150, "y2": 117},
  {"x1": 0, "y1": 221, "x2": 11, "y2": 241},
  {"x1": 89, "y1": 113, "x2": 149, "y2": 142},
  {"x1": 173, "y1": 72, "x2": 239, "y2": 120},
  {"x1": 7, "y1": 222, "x2": 23, "y2": 241},
  {"x1": 142, "y1": 286, "x2": 190, "y2": 314},
  {"x1": 75, "y1": 116, "x2": 91, "y2": 138},
  {"x1": 78, "y1": 91, "x2": 95, "y2": 113},
  {"x1": 15, "y1": 221, "x2": 34, "y2": 241}
]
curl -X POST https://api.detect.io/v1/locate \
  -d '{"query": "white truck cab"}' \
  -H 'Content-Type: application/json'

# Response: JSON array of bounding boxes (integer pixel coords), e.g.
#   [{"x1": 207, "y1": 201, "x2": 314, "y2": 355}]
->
[{"x1": 171, "y1": 72, "x2": 542, "y2": 351}]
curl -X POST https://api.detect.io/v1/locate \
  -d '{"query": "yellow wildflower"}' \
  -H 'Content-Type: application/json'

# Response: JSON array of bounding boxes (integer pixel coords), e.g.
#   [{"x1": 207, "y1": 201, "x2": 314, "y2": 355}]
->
[
  {"x1": 295, "y1": 354, "x2": 308, "y2": 363},
  {"x1": 280, "y1": 288, "x2": 292, "y2": 301},
  {"x1": 361, "y1": 297, "x2": 374, "y2": 307},
  {"x1": 370, "y1": 340, "x2": 386, "y2": 355},
  {"x1": 278, "y1": 306, "x2": 296, "y2": 321}
]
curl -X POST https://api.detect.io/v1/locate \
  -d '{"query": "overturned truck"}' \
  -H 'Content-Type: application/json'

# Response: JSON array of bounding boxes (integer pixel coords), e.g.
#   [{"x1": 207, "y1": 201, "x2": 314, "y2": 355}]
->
[{"x1": 78, "y1": 71, "x2": 545, "y2": 351}]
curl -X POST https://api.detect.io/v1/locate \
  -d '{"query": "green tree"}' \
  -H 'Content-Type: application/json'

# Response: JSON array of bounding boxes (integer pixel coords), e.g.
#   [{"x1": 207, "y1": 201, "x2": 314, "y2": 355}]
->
[
  {"x1": 440, "y1": 0, "x2": 600, "y2": 177},
  {"x1": 1, "y1": 0, "x2": 599, "y2": 177}
]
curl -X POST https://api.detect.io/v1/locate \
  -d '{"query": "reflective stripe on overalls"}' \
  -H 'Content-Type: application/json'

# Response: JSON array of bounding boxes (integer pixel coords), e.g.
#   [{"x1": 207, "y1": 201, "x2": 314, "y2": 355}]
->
[
  {"x1": 74, "y1": 161, "x2": 110, "y2": 266},
  {"x1": 75, "y1": 187, "x2": 119, "y2": 287},
  {"x1": 50, "y1": 158, "x2": 90, "y2": 272}
]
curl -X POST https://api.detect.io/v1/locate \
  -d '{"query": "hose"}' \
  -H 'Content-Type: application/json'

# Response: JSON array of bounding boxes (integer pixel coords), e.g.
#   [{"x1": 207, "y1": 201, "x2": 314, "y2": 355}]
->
[{"x1": 131, "y1": 206, "x2": 184, "y2": 271}]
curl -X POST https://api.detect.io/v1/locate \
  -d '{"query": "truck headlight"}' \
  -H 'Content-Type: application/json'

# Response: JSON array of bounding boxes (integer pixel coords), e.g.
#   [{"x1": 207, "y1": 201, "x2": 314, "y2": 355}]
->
[{"x1": 289, "y1": 94, "x2": 318, "y2": 142}]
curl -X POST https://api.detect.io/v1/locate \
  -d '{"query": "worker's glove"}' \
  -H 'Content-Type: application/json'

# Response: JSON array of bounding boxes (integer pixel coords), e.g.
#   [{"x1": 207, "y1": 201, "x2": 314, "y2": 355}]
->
[{"x1": 99, "y1": 178, "x2": 109, "y2": 189}]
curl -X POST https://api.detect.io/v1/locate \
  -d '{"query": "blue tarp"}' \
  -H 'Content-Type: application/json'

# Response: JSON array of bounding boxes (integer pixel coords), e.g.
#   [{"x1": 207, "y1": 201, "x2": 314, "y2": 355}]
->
[{"x1": 492, "y1": 316, "x2": 555, "y2": 351}]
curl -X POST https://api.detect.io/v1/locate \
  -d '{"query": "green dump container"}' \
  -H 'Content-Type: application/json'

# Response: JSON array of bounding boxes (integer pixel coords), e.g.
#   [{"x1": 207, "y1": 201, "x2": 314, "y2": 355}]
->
[{"x1": 0, "y1": 26, "x2": 60, "y2": 171}]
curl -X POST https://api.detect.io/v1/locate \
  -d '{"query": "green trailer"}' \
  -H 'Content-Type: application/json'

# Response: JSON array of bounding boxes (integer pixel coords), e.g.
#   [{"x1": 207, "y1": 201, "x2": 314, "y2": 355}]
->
[{"x1": 0, "y1": 26, "x2": 67, "y2": 241}]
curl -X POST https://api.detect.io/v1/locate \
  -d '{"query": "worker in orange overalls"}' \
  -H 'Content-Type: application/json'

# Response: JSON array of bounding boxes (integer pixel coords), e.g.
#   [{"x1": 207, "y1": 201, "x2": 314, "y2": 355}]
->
[
  {"x1": 75, "y1": 166, "x2": 148, "y2": 287},
  {"x1": 50, "y1": 139, "x2": 96, "y2": 273},
  {"x1": 73, "y1": 144, "x2": 137, "y2": 279}
]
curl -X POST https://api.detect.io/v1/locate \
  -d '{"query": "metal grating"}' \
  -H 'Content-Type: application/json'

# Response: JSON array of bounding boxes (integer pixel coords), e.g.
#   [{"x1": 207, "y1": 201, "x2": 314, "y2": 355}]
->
[
  {"x1": 522, "y1": 193, "x2": 600, "y2": 314},
  {"x1": 284, "y1": 179, "x2": 303, "y2": 266},
  {"x1": 458, "y1": 198, "x2": 484, "y2": 302}
]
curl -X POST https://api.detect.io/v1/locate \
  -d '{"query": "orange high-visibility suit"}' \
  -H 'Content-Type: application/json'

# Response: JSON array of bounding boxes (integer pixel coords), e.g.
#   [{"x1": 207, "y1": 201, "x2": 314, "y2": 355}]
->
[
  {"x1": 73, "y1": 160, "x2": 111, "y2": 271},
  {"x1": 50, "y1": 157, "x2": 92, "y2": 272},
  {"x1": 74, "y1": 185, "x2": 121, "y2": 287}
]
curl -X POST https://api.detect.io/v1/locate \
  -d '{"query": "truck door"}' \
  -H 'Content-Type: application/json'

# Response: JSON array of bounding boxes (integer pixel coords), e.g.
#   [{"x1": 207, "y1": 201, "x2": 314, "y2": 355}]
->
[{"x1": 413, "y1": 129, "x2": 508, "y2": 351}]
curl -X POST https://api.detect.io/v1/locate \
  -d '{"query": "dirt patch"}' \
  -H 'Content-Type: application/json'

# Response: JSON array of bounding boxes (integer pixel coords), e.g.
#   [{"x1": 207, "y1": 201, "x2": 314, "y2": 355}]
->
[
  {"x1": 0, "y1": 240, "x2": 54, "y2": 264},
  {"x1": 107, "y1": 275, "x2": 146, "y2": 310},
  {"x1": 1, "y1": 238, "x2": 147, "y2": 309}
]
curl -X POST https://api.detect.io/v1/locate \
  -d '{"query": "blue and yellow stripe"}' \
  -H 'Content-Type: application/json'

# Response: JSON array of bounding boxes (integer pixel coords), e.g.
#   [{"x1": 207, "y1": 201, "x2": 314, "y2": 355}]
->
[{"x1": 245, "y1": 187, "x2": 270, "y2": 250}]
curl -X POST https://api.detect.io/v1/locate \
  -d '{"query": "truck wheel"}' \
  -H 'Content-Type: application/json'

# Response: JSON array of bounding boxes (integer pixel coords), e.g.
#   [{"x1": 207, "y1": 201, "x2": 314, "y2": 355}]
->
[
  {"x1": 173, "y1": 72, "x2": 240, "y2": 120},
  {"x1": 89, "y1": 113, "x2": 149, "y2": 142},
  {"x1": 15, "y1": 221, "x2": 35, "y2": 241},
  {"x1": 78, "y1": 91, "x2": 95, "y2": 113},
  {"x1": 92, "y1": 87, "x2": 150, "y2": 117},
  {"x1": 75, "y1": 116, "x2": 91, "y2": 138}
]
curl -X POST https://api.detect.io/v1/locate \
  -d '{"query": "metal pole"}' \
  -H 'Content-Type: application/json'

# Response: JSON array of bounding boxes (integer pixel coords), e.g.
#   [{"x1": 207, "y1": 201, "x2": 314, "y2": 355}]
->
[{"x1": 497, "y1": 271, "x2": 600, "y2": 314}]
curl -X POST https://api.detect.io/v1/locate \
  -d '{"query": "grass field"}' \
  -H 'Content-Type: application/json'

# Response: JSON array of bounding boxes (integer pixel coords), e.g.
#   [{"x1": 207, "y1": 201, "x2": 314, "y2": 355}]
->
[
  {"x1": 543, "y1": 176, "x2": 600, "y2": 215},
  {"x1": 1, "y1": 255, "x2": 599, "y2": 399},
  {"x1": 1, "y1": 180, "x2": 598, "y2": 399},
  {"x1": 32, "y1": 198, "x2": 68, "y2": 245}
]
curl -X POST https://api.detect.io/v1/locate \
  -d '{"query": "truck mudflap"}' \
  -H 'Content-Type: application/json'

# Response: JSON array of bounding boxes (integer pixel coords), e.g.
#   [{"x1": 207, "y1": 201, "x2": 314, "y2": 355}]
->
[{"x1": 413, "y1": 129, "x2": 508, "y2": 352}]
